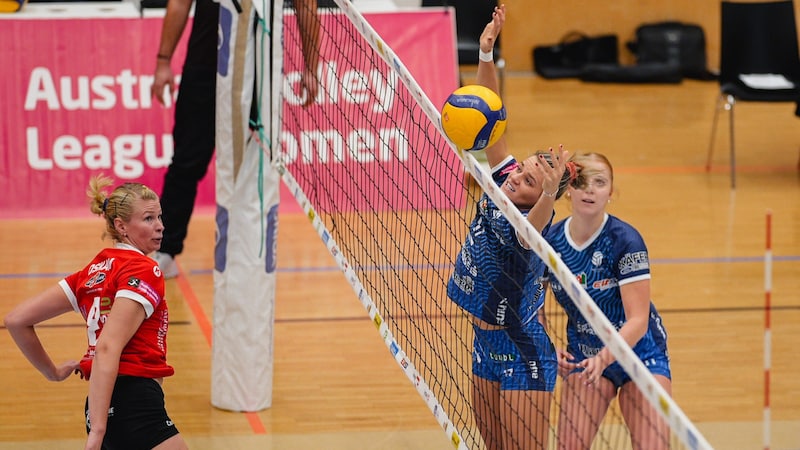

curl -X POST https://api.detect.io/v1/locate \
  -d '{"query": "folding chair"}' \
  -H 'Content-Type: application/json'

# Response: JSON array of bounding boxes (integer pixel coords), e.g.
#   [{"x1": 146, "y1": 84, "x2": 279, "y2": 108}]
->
[{"x1": 707, "y1": 0, "x2": 800, "y2": 188}]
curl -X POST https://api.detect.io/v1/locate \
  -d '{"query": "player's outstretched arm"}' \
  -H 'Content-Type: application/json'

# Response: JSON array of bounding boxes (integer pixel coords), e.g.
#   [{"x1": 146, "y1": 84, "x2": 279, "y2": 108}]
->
[{"x1": 476, "y1": 4, "x2": 507, "y2": 168}]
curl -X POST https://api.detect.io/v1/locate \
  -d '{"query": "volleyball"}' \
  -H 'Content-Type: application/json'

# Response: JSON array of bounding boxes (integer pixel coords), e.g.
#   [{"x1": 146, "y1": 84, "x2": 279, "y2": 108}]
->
[{"x1": 440, "y1": 84, "x2": 507, "y2": 151}]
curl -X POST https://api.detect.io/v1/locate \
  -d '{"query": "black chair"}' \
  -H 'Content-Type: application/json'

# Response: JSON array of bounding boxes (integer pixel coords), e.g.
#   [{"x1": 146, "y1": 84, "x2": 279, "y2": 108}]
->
[
  {"x1": 707, "y1": 0, "x2": 800, "y2": 188},
  {"x1": 422, "y1": 0, "x2": 505, "y2": 96}
]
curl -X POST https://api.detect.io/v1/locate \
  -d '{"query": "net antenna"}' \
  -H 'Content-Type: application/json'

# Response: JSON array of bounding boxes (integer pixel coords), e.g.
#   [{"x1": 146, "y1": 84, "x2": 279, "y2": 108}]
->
[{"x1": 270, "y1": 1, "x2": 715, "y2": 449}]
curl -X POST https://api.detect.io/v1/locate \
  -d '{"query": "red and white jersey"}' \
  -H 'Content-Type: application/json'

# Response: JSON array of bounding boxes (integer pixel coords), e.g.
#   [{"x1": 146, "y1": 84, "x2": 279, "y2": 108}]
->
[{"x1": 59, "y1": 243, "x2": 174, "y2": 379}]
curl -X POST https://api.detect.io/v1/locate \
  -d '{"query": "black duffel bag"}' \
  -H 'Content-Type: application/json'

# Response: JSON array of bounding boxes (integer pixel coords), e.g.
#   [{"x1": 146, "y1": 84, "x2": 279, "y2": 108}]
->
[
  {"x1": 627, "y1": 21, "x2": 716, "y2": 80},
  {"x1": 579, "y1": 62, "x2": 683, "y2": 84},
  {"x1": 533, "y1": 32, "x2": 619, "y2": 79}
]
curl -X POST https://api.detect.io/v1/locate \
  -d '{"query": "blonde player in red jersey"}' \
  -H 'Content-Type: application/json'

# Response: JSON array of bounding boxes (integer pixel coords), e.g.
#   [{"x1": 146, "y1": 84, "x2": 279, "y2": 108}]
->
[{"x1": 4, "y1": 175, "x2": 187, "y2": 450}]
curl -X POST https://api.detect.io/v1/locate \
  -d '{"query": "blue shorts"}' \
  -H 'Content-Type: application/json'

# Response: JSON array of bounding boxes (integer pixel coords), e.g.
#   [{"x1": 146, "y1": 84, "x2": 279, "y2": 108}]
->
[
  {"x1": 571, "y1": 356, "x2": 672, "y2": 390},
  {"x1": 85, "y1": 376, "x2": 180, "y2": 450},
  {"x1": 472, "y1": 324, "x2": 557, "y2": 391}
]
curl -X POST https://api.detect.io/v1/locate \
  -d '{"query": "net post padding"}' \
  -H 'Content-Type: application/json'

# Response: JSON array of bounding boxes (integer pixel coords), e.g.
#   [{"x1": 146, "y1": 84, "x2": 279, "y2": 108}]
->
[{"x1": 212, "y1": 0, "x2": 279, "y2": 412}]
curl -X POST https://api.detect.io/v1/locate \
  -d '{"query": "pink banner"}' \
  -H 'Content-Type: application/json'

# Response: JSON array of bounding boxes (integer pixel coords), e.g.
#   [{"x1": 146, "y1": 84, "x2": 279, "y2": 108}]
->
[
  {"x1": 280, "y1": 10, "x2": 460, "y2": 213},
  {"x1": 0, "y1": 9, "x2": 457, "y2": 218},
  {"x1": 0, "y1": 16, "x2": 203, "y2": 218}
]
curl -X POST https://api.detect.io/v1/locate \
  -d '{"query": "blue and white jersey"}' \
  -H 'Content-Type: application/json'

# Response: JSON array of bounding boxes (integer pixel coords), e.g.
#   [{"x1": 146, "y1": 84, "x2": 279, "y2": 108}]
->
[
  {"x1": 448, "y1": 156, "x2": 552, "y2": 327},
  {"x1": 545, "y1": 213, "x2": 669, "y2": 361}
]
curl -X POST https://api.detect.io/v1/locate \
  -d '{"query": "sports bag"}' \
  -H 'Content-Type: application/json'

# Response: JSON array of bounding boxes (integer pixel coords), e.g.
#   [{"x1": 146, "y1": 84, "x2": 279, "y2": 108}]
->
[
  {"x1": 579, "y1": 62, "x2": 683, "y2": 84},
  {"x1": 627, "y1": 21, "x2": 716, "y2": 80},
  {"x1": 533, "y1": 32, "x2": 619, "y2": 79}
]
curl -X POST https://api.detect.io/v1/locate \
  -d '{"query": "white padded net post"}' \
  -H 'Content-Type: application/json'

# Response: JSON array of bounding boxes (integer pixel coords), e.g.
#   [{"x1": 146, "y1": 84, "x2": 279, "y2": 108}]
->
[{"x1": 212, "y1": 0, "x2": 280, "y2": 411}]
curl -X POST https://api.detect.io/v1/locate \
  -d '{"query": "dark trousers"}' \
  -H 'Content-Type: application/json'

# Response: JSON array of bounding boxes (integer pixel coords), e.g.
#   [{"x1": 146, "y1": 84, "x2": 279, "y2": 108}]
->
[{"x1": 159, "y1": 66, "x2": 216, "y2": 257}]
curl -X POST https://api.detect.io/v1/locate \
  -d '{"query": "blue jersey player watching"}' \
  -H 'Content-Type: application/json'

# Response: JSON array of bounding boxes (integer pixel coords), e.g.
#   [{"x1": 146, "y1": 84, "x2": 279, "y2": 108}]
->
[
  {"x1": 545, "y1": 152, "x2": 671, "y2": 450},
  {"x1": 447, "y1": 6, "x2": 574, "y2": 449}
]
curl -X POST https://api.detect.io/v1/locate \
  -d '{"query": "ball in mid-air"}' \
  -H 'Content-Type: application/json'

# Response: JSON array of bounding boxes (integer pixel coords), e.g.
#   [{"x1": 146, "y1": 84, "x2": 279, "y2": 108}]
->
[{"x1": 440, "y1": 85, "x2": 507, "y2": 151}]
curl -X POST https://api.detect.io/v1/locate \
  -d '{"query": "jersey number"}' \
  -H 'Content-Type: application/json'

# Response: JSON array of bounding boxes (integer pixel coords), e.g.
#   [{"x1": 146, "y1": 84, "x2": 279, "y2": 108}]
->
[{"x1": 86, "y1": 297, "x2": 102, "y2": 346}]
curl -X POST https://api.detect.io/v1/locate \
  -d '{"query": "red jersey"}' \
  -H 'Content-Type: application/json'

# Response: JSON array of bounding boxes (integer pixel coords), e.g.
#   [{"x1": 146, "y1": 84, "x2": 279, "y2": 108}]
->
[{"x1": 58, "y1": 243, "x2": 174, "y2": 379}]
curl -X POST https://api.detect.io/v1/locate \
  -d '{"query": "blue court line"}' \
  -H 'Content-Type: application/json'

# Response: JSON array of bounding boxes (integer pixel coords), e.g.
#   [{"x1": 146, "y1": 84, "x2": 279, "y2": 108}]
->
[
  {"x1": 1, "y1": 255, "x2": 797, "y2": 280},
  {"x1": 2, "y1": 305, "x2": 796, "y2": 332},
  {"x1": 174, "y1": 254, "x2": 800, "y2": 276}
]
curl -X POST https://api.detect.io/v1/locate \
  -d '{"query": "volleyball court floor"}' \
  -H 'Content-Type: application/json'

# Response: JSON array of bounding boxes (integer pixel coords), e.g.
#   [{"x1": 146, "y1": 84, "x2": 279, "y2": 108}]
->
[{"x1": 1, "y1": 76, "x2": 799, "y2": 449}]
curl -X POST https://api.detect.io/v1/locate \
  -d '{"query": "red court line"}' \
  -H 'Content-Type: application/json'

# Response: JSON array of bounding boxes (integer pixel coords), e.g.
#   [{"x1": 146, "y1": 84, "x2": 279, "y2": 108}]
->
[
  {"x1": 173, "y1": 261, "x2": 268, "y2": 435},
  {"x1": 616, "y1": 164, "x2": 797, "y2": 175},
  {"x1": 174, "y1": 263, "x2": 212, "y2": 346}
]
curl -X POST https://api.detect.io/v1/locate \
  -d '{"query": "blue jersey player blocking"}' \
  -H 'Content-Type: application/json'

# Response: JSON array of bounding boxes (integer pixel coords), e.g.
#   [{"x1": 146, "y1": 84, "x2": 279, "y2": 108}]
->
[
  {"x1": 447, "y1": 6, "x2": 574, "y2": 450},
  {"x1": 545, "y1": 152, "x2": 671, "y2": 450}
]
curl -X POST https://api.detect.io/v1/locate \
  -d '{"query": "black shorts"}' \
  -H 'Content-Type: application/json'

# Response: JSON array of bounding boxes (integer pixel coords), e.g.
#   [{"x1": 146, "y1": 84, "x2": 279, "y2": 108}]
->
[{"x1": 85, "y1": 376, "x2": 180, "y2": 450}]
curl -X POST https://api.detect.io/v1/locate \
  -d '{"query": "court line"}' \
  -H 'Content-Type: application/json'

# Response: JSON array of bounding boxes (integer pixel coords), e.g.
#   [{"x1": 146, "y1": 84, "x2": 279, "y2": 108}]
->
[
  {"x1": 6, "y1": 303, "x2": 796, "y2": 331},
  {"x1": 2, "y1": 254, "x2": 797, "y2": 279},
  {"x1": 194, "y1": 254, "x2": 800, "y2": 274},
  {"x1": 616, "y1": 165, "x2": 800, "y2": 175}
]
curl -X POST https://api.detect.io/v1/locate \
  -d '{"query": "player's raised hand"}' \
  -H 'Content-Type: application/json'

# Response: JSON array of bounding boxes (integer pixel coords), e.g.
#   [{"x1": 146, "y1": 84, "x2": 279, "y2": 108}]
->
[
  {"x1": 480, "y1": 4, "x2": 505, "y2": 53},
  {"x1": 533, "y1": 145, "x2": 570, "y2": 197}
]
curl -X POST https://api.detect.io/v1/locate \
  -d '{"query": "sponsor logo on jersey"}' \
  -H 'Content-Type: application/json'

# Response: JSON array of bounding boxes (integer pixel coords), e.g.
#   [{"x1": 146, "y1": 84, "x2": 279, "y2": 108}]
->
[
  {"x1": 591, "y1": 251, "x2": 604, "y2": 267},
  {"x1": 489, "y1": 352, "x2": 516, "y2": 362},
  {"x1": 459, "y1": 249, "x2": 478, "y2": 277},
  {"x1": 451, "y1": 272, "x2": 474, "y2": 294},
  {"x1": 619, "y1": 251, "x2": 649, "y2": 275},
  {"x1": 592, "y1": 278, "x2": 617, "y2": 290},
  {"x1": 578, "y1": 343, "x2": 600, "y2": 357},
  {"x1": 576, "y1": 272, "x2": 587, "y2": 288},
  {"x1": 495, "y1": 297, "x2": 508, "y2": 324},
  {"x1": 130, "y1": 278, "x2": 161, "y2": 306},
  {"x1": 88, "y1": 257, "x2": 114, "y2": 275},
  {"x1": 576, "y1": 321, "x2": 597, "y2": 336},
  {"x1": 528, "y1": 360, "x2": 540, "y2": 379},
  {"x1": 84, "y1": 272, "x2": 106, "y2": 288}
]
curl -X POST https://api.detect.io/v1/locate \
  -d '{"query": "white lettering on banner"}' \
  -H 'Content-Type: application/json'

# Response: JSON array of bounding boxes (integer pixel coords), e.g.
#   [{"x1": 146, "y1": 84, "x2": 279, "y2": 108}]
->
[
  {"x1": 283, "y1": 61, "x2": 397, "y2": 113},
  {"x1": 281, "y1": 128, "x2": 408, "y2": 164},
  {"x1": 24, "y1": 67, "x2": 172, "y2": 111},
  {"x1": 26, "y1": 127, "x2": 174, "y2": 179}
]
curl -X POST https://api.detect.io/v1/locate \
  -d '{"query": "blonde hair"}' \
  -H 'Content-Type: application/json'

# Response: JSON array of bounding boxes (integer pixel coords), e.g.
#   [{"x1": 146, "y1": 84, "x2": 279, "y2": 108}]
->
[
  {"x1": 569, "y1": 152, "x2": 614, "y2": 190},
  {"x1": 86, "y1": 174, "x2": 159, "y2": 242}
]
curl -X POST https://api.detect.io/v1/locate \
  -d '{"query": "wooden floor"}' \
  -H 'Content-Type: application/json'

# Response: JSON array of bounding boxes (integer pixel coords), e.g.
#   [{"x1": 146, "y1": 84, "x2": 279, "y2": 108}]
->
[{"x1": 1, "y1": 75, "x2": 799, "y2": 449}]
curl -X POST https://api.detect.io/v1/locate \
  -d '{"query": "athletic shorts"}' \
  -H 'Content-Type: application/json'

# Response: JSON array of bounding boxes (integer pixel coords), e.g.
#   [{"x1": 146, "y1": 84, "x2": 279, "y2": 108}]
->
[
  {"x1": 571, "y1": 356, "x2": 672, "y2": 390},
  {"x1": 472, "y1": 324, "x2": 557, "y2": 392},
  {"x1": 85, "y1": 376, "x2": 180, "y2": 450}
]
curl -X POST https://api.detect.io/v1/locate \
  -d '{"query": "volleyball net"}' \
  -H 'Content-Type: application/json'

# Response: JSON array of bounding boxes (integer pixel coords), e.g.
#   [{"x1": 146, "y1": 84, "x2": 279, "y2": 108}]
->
[{"x1": 271, "y1": 1, "x2": 713, "y2": 449}]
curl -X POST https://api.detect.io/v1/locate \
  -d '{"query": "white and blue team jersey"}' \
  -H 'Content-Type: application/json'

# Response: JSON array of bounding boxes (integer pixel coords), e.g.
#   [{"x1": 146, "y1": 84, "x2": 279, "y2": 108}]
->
[
  {"x1": 448, "y1": 156, "x2": 552, "y2": 328},
  {"x1": 545, "y1": 214, "x2": 669, "y2": 365}
]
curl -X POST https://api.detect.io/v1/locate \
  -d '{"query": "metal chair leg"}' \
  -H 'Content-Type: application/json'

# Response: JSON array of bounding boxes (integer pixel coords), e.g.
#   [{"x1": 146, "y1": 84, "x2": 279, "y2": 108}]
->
[
  {"x1": 727, "y1": 94, "x2": 736, "y2": 189},
  {"x1": 707, "y1": 94, "x2": 724, "y2": 172},
  {"x1": 496, "y1": 57, "x2": 506, "y2": 98}
]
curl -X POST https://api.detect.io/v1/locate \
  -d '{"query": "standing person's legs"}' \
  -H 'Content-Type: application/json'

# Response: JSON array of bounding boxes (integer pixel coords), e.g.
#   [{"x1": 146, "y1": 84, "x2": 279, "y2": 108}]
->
[
  {"x1": 556, "y1": 373, "x2": 615, "y2": 450},
  {"x1": 157, "y1": 66, "x2": 216, "y2": 269},
  {"x1": 501, "y1": 389, "x2": 551, "y2": 450},
  {"x1": 472, "y1": 326, "x2": 503, "y2": 450},
  {"x1": 619, "y1": 374, "x2": 672, "y2": 450},
  {"x1": 473, "y1": 375, "x2": 503, "y2": 450},
  {"x1": 86, "y1": 377, "x2": 187, "y2": 450}
]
